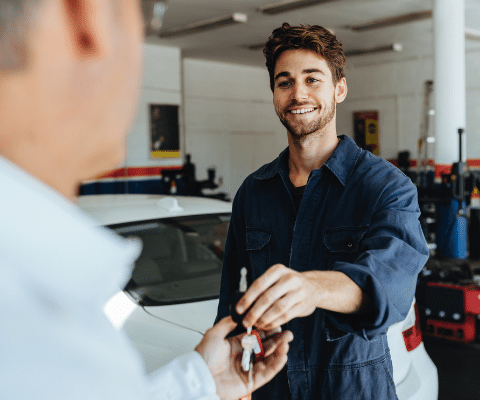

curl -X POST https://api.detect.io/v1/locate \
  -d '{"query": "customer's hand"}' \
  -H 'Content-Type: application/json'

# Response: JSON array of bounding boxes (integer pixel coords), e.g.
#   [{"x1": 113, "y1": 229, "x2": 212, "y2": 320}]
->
[{"x1": 195, "y1": 316, "x2": 293, "y2": 400}]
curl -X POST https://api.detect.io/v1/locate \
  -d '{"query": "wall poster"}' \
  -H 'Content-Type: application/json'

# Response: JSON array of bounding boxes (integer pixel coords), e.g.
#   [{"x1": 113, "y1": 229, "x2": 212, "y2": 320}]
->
[
  {"x1": 150, "y1": 104, "x2": 180, "y2": 158},
  {"x1": 353, "y1": 111, "x2": 379, "y2": 156}
]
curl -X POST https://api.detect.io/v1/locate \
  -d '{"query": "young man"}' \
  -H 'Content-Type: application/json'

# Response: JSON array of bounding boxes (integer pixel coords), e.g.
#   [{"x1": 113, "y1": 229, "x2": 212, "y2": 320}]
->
[
  {"x1": 0, "y1": 1, "x2": 293, "y2": 399},
  {"x1": 216, "y1": 23, "x2": 429, "y2": 399}
]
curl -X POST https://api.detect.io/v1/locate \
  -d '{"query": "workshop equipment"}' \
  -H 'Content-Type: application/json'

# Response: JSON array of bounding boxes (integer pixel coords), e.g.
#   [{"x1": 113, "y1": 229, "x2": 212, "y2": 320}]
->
[
  {"x1": 435, "y1": 129, "x2": 468, "y2": 258},
  {"x1": 424, "y1": 281, "x2": 480, "y2": 343}
]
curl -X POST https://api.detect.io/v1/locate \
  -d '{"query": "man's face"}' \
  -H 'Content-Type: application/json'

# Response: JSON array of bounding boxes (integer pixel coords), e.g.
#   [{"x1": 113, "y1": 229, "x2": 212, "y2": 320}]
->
[
  {"x1": 272, "y1": 49, "x2": 346, "y2": 139},
  {"x1": 76, "y1": 0, "x2": 144, "y2": 178},
  {"x1": 0, "y1": 0, "x2": 146, "y2": 198}
]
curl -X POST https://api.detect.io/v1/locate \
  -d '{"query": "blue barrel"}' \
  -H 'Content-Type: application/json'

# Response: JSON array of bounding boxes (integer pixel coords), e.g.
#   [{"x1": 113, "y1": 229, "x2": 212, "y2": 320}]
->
[{"x1": 436, "y1": 199, "x2": 467, "y2": 259}]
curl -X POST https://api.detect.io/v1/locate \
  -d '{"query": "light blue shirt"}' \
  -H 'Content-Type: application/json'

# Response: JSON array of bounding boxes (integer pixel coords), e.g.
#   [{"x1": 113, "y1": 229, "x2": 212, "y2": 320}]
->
[{"x1": 0, "y1": 156, "x2": 218, "y2": 400}]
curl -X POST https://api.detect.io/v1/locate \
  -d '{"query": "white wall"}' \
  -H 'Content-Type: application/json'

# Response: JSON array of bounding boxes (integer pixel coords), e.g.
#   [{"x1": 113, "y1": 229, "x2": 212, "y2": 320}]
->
[
  {"x1": 466, "y1": 51, "x2": 480, "y2": 160},
  {"x1": 339, "y1": 50, "x2": 480, "y2": 163},
  {"x1": 182, "y1": 51, "x2": 480, "y2": 197},
  {"x1": 126, "y1": 45, "x2": 480, "y2": 194},
  {"x1": 126, "y1": 44, "x2": 183, "y2": 168},
  {"x1": 183, "y1": 59, "x2": 288, "y2": 197}
]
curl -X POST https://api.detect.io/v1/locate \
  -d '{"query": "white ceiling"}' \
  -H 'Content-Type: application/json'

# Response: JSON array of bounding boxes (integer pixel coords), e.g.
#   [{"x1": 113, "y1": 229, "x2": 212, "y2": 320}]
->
[{"x1": 145, "y1": 0, "x2": 480, "y2": 68}]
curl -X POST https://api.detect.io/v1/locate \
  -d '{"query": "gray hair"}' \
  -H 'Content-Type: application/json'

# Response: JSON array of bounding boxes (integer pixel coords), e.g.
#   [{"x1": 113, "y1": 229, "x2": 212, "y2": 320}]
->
[{"x1": 0, "y1": 0, "x2": 41, "y2": 70}]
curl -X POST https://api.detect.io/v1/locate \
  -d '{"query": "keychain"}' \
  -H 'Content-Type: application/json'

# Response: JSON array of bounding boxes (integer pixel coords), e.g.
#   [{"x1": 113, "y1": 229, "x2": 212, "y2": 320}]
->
[{"x1": 232, "y1": 267, "x2": 266, "y2": 373}]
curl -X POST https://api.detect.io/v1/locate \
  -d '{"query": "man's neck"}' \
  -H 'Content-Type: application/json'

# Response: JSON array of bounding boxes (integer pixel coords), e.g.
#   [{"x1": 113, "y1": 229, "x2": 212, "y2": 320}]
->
[{"x1": 288, "y1": 131, "x2": 340, "y2": 187}]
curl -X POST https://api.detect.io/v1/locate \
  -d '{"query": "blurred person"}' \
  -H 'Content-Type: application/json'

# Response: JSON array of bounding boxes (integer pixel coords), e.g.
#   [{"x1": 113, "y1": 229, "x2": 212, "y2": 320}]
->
[
  {"x1": 0, "y1": 1, "x2": 292, "y2": 399},
  {"x1": 216, "y1": 23, "x2": 429, "y2": 399}
]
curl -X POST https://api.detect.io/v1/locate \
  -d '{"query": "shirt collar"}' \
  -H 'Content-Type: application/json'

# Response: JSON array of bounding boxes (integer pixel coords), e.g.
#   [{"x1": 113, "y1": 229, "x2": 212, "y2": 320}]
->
[
  {"x1": 253, "y1": 135, "x2": 362, "y2": 187},
  {"x1": 0, "y1": 156, "x2": 141, "y2": 306},
  {"x1": 322, "y1": 135, "x2": 362, "y2": 186}
]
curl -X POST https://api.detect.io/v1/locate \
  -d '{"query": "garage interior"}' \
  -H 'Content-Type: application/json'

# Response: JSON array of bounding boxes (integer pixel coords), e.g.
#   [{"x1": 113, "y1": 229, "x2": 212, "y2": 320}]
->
[{"x1": 81, "y1": 1, "x2": 480, "y2": 399}]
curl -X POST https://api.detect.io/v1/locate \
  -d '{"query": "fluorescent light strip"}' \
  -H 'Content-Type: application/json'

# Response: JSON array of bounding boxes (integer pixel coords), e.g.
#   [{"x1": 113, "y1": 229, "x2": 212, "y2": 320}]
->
[
  {"x1": 347, "y1": 10, "x2": 432, "y2": 32},
  {"x1": 159, "y1": 13, "x2": 247, "y2": 38},
  {"x1": 258, "y1": 0, "x2": 337, "y2": 15},
  {"x1": 246, "y1": 43, "x2": 264, "y2": 51},
  {"x1": 345, "y1": 43, "x2": 403, "y2": 57},
  {"x1": 465, "y1": 27, "x2": 480, "y2": 41}
]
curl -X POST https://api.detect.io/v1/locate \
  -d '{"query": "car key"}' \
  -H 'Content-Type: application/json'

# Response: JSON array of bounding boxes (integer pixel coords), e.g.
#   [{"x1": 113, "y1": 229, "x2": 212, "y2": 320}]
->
[
  {"x1": 235, "y1": 267, "x2": 255, "y2": 373},
  {"x1": 241, "y1": 328, "x2": 256, "y2": 372},
  {"x1": 231, "y1": 267, "x2": 249, "y2": 324}
]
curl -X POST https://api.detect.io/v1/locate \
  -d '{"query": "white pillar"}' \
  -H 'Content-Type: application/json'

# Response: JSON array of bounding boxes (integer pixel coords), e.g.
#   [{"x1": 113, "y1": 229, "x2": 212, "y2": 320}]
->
[{"x1": 434, "y1": 0, "x2": 466, "y2": 164}]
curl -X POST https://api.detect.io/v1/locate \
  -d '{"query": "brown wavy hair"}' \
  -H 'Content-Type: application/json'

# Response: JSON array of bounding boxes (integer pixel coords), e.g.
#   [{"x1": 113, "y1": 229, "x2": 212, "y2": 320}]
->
[{"x1": 264, "y1": 23, "x2": 345, "y2": 91}]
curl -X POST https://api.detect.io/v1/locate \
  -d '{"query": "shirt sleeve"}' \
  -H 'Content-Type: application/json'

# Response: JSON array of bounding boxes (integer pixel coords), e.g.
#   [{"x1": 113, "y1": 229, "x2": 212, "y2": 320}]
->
[
  {"x1": 326, "y1": 168, "x2": 429, "y2": 340},
  {"x1": 149, "y1": 352, "x2": 219, "y2": 400}
]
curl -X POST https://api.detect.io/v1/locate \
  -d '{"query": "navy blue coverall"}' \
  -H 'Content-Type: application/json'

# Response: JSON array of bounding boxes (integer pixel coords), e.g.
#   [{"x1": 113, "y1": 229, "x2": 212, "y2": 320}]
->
[{"x1": 215, "y1": 135, "x2": 429, "y2": 399}]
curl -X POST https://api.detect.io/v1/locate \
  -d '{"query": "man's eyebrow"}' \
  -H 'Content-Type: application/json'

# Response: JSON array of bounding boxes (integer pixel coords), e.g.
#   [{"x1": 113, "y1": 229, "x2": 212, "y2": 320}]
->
[
  {"x1": 274, "y1": 71, "x2": 290, "y2": 81},
  {"x1": 274, "y1": 68, "x2": 326, "y2": 81},
  {"x1": 303, "y1": 68, "x2": 325, "y2": 75}
]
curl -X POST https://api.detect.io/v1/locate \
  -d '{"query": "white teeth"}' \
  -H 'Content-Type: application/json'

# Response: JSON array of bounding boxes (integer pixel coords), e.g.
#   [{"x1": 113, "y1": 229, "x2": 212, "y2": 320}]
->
[{"x1": 290, "y1": 108, "x2": 315, "y2": 114}]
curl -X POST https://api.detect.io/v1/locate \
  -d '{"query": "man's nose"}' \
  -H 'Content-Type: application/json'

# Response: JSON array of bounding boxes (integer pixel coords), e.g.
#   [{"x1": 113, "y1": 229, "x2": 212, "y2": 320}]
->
[{"x1": 290, "y1": 83, "x2": 308, "y2": 101}]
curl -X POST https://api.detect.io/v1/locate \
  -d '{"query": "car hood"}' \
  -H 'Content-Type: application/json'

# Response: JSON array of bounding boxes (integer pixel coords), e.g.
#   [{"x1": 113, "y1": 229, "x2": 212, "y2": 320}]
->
[{"x1": 142, "y1": 298, "x2": 220, "y2": 335}]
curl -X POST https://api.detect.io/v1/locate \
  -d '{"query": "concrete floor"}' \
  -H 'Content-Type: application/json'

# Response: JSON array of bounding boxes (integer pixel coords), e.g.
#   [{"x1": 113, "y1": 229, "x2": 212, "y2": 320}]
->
[{"x1": 424, "y1": 337, "x2": 480, "y2": 400}]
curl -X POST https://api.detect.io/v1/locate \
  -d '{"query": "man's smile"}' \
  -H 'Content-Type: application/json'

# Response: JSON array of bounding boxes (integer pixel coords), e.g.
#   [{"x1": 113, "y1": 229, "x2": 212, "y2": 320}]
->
[{"x1": 289, "y1": 107, "x2": 317, "y2": 115}]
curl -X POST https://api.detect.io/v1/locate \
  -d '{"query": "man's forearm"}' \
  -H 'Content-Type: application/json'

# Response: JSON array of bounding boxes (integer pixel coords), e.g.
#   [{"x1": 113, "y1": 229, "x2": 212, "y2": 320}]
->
[
  {"x1": 237, "y1": 264, "x2": 373, "y2": 331},
  {"x1": 302, "y1": 270, "x2": 371, "y2": 315}
]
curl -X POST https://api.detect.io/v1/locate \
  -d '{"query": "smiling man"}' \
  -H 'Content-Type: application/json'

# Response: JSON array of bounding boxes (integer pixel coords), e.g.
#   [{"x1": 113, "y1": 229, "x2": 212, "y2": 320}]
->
[
  {"x1": 215, "y1": 23, "x2": 429, "y2": 399},
  {"x1": 0, "y1": 2, "x2": 293, "y2": 400}
]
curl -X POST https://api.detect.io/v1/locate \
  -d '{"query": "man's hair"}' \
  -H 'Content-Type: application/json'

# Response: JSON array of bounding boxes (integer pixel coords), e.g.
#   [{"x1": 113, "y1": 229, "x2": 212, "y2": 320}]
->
[
  {"x1": 264, "y1": 22, "x2": 346, "y2": 91},
  {"x1": 0, "y1": 0, "x2": 41, "y2": 70}
]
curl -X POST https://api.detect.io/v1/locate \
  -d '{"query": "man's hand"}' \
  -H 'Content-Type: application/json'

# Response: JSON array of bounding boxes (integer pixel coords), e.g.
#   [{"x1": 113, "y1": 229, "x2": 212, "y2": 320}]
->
[
  {"x1": 236, "y1": 264, "x2": 366, "y2": 331},
  {"x1": 236, "y1": 264, "x2": 320, "y2": 331},
  {"x1": 195, "y1": 316, "x2": 293, "y2": 400}
]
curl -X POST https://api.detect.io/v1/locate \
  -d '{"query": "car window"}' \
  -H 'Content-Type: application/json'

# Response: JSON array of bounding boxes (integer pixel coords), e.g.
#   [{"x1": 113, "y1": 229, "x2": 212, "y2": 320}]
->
[{"x1": 109, "y1": 213, "x2": 231, "y2": 306}]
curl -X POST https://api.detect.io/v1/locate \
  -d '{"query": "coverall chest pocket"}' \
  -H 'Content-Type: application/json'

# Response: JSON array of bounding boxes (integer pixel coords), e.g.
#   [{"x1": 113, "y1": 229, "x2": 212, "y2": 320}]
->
[
  {"x1": 324, "y1": 225, "x2": 369, "y2": 265},
  {"x1": 246, "y1": 228, "x2": 272, "y2": 281}
]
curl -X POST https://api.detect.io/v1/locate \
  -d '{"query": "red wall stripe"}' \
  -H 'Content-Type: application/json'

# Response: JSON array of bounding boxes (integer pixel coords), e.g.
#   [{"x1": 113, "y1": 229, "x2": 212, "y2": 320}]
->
[
  {"x1": 94, "y1": 166, "x2": 182, "y2": 180},
  {"x1": 387, "y1": 159, "x2": 480, "y2": 177}
]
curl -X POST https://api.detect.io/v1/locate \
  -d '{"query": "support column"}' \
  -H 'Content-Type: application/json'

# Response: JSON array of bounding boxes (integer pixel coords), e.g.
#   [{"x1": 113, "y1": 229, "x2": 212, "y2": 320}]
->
[{"x1": 434, "y1": 0, "x2": 466, "y2": 164}]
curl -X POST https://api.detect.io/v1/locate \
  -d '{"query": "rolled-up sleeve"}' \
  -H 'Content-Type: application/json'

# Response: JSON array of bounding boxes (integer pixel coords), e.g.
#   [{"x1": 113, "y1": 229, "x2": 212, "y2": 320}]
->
[{"x1": 327, "y1": 171, "x2": 429, "y2": 340}]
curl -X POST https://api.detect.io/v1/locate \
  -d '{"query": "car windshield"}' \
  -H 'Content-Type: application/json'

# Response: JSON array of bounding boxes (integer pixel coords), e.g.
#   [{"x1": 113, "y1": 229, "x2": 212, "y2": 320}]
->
[{"x1": 109, "y1": 213, "x2": 231, "y2": 306}]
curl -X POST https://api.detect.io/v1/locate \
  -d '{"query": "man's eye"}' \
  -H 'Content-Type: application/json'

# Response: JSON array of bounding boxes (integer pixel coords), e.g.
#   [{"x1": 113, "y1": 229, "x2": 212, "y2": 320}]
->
[
  {"x1": 307, "y1": 77, "x2": 319, "y2": 83},
  {"x1": 278, "y1": 81, "x2": 291, "y2": 87}
]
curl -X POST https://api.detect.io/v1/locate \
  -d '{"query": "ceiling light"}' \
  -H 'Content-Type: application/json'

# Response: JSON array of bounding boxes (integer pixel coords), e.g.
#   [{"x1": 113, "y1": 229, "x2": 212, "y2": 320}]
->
[
  {"x1": 465, "y1": 27, "x2": 480, "y2": 41},
  {"x1": 159, "y1": 13, "x2": 247, "y2": 38},
  {"x1": 347, "y1": 10, "x2": 432, "y2": 32},
  {"x1": 258, "y1": 0, "x2": 338, "y2": 15},
  {"x1": 245, "y1": 43, "x2": 265, "y2": 51},
  {"x1": 345, "y1": 43, "x2": 403, "y2": 57}
]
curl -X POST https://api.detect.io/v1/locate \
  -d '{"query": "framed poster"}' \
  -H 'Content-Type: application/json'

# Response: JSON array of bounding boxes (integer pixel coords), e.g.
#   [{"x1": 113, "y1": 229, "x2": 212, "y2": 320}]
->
[
  {"x1": 150, "y1": 104, "x2": 180, "y2": 158},
  {"x1": 353, "y1": 111, "x2": 379, "y2": 155}
]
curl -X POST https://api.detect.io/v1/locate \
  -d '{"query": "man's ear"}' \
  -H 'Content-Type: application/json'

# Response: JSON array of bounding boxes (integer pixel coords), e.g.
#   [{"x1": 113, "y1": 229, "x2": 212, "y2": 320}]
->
[
  {"x1": 335, "y1": 77, "x2": 348, "y2": 104},
  {"x1": 63, "y1": 0, "x2": 113, "y2": 59}
]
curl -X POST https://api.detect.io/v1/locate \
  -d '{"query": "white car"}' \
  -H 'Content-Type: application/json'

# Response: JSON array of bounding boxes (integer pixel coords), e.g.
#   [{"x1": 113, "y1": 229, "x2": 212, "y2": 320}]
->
[{"x1": 79, "y1": 194, "x2": 438, "y2": 400}]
